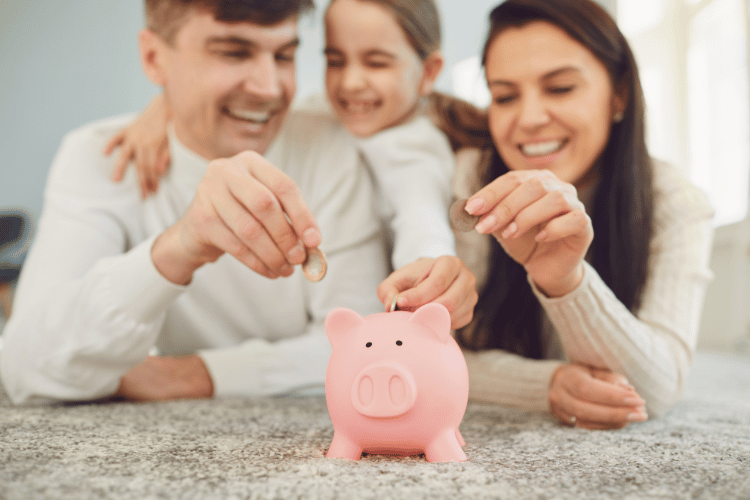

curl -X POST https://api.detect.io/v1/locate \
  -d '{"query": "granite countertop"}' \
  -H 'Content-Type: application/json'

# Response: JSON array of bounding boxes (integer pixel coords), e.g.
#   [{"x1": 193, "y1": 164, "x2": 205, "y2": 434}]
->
[{"x1": 1, "y1": 351, "x2": 749, "y2": 500}]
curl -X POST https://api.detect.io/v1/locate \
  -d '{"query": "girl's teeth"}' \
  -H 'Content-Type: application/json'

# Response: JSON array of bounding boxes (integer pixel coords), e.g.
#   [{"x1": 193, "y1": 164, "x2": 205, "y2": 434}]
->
[{"x1": 521, "y1": 140, "x2": 564, "y2": 157}]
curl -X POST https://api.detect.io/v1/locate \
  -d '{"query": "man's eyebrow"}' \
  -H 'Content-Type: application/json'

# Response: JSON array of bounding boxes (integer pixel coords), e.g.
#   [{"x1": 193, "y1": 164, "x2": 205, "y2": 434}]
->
[
  {"x1": 205, "y1": 36, "x2": 300, "y2": 51},
  {"x1": 488, "y1": 66, "x2": 582, "y2": 87}
]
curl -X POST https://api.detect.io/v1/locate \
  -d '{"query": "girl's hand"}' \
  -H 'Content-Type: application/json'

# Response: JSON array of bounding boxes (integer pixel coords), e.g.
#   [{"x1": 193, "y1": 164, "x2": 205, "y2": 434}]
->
[
  {"x1": 103, "y1": 94, "x2": 171, "y2": 198},
  {"x1": 377, "y1": 256, "x2": 478, "y2": 329},
  {"x1": 465, "y1": 169, "x2": 593, "y2": 297},
  {"x1": 549, "y1": 364, "x2": 648, "y2": 430}
]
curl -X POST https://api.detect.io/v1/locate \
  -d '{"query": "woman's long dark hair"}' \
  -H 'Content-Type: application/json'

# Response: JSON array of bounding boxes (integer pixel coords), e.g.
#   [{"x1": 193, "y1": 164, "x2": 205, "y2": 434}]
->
[{"x1": 455, "y1": 0, "x2": 654, "y2": 358}]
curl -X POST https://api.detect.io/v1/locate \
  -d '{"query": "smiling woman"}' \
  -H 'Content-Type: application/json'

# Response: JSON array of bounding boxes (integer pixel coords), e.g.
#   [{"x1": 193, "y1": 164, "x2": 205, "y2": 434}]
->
[{"x1": 443, "y1": 0, "x2": 715, "y2": 431}]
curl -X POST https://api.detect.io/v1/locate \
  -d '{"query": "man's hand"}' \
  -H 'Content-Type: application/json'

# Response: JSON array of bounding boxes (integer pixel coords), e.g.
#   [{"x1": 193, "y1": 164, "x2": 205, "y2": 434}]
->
[
  {"x1": 114, "y1": 355, "x2": 214, "y2": 401},
  {"x1": 376, "y1": 256, "x2": 478, "y2": 329},
  {"x1": 548, "y1": 364, "x2": 648, "y2": 430},
  {"x1": 151, "y1": 150, "x2": 322, "y2": 285}
]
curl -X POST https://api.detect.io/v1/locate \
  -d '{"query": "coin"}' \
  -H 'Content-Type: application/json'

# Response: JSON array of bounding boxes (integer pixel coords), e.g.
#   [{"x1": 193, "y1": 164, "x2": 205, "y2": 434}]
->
[
  {"x1": 389, "y1": 293, "x2": 399, "y2": 312},
  {"x1": 450, "y1": 198, "x2": 481, "y2": 232},
  {"x1": 302, "y1": 247, "x2": 327, "y2": 282}
]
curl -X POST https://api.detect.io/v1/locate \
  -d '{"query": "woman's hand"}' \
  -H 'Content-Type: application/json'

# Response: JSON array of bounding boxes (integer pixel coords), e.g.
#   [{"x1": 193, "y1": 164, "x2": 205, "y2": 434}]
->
[
  {"x1": 377, "y1": 256, "x2": 478, "y2": 329},
  {"x1": 465, "y1": 169, "x2": 593, "y2": 298},
  {"x1": 103, "y1": 94, "x2": 171, "y2": 198},
  {"x1": 548, "y1": 364, "x2": 648, "y2": 430}
]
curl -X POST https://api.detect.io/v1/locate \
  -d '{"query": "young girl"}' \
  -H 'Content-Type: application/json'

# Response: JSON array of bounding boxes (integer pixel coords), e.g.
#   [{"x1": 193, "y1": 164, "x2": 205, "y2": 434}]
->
[{"x1": 106, "y1": 0, "x2": 472, "y2": 320}]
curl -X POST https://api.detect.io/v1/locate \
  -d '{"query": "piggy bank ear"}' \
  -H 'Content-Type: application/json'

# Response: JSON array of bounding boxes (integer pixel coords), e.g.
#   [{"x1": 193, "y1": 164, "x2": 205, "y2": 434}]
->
[
  {"x1": 325, "y1": 308, "x2": 365, "y2": 347},
  {"x1": 408, "y1": 303, "x2": 451, "y2": 343}
]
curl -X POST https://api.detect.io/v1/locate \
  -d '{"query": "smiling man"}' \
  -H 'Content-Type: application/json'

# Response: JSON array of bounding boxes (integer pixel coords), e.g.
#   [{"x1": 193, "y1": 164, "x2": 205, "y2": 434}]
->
[{"x1": 0, "y1": 0, "x2": 391, "y2": 404}]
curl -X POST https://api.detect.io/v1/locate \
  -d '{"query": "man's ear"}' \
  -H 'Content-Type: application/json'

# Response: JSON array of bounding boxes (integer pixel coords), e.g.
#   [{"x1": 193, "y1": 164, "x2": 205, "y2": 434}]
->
[
  {"x1": 418, "y1": 50, "x2": 444, "y2": 97},
  {"x1": 139, "y1": 28, "x2": 169, "y2": 87}
]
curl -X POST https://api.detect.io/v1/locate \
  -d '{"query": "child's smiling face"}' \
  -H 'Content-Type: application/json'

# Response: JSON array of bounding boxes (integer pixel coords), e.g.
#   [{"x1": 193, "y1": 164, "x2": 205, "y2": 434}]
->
[{"x1": 324, "y1": 0, "x2": 438, "y2": 137}]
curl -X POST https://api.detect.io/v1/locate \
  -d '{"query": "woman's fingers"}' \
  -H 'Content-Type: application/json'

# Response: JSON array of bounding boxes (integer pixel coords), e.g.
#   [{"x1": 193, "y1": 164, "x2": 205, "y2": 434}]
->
[
  {"x1": 473, "y1": 172, "x2": 576, "y2": 236},
  {"x1": 549, "y1": 365, "x2": 648, "y2": 429}
]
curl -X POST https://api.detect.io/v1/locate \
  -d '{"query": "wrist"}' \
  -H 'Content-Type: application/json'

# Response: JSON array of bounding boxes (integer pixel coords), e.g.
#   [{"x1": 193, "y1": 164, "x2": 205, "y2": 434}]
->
[
  {"x1": 151, "y1": 224, "x2": 205, "y2": 285},
  {"x1": 532, "y1": 263, "x2": 585, "y2": 298}
]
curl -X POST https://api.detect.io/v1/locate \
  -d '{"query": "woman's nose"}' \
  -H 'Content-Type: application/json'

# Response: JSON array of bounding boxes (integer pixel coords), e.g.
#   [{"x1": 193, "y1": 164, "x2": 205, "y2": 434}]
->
[{"x1": 517, "y1": 95, "x2": 551, "y2": 130}]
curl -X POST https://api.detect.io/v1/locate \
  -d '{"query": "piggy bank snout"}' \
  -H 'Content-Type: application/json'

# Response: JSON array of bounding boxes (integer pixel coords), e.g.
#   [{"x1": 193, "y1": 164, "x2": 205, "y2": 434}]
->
[{"x1": 351, "y1": 362, "x2": 417, "y2": 418}]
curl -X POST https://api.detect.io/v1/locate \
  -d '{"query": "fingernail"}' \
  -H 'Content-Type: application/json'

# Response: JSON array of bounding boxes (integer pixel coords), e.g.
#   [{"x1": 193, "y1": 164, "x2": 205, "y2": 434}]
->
[
  {"x1": 280, "y1": 264, "x2": 294, "y2": 276},
  {"x1": 627, "y1": 410, "x2": 648, "y2": 422},
  {"x1": 465, "y1": 198, "x2": 484, "y2": 215},
  {"x1": 397, "y1": 296, "x2": 408, "y2": 308},
  {"x1": 502, "y1": 222, "x2": 518, "y2": 239},
  {"x1": 303, "y1": 228, "x2": 321, "y2": 248},
  {"x1": 287, "y1": 242, "x2": 305, "y2": 264},
  {"x1": 623, "y1": 396, "x2": 644, "y2": 406},
  {"x1": 475, "y1": 215, "x2": 497, "y2": 234},
  {"x1": 535, "y1": 230, "x2": 548, "y2": 242}
]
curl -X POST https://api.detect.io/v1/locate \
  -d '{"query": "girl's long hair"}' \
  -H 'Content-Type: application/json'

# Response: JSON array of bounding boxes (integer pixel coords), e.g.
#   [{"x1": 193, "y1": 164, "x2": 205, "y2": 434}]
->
[{"x1": 452, "y1": 0, "x2": 653, "y2": 357}]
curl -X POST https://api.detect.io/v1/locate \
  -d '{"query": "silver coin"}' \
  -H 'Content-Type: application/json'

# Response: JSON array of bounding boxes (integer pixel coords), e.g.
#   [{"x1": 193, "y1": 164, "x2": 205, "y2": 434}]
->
[
  {"x1": 389, "y1": 293, "x2": 399, "y2": 312},
  {"x1": 450, "y1": 198, "x2": 480, "y2": 232},
  {"x1": 302, "y1": 247, "x2": 327, "y2": 282}
]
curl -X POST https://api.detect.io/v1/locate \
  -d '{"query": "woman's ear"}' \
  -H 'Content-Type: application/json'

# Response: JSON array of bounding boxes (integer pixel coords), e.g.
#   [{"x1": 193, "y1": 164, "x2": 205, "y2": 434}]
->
[
  {"x1": 611, "y1": 82, "x2": 628, "y2": 122},
  {"x1": 419, "y1": 50, "x2": 444, "y2": 97},
  {"x1": 139, "y1": 29, "x2": 168, "y2": 87}
]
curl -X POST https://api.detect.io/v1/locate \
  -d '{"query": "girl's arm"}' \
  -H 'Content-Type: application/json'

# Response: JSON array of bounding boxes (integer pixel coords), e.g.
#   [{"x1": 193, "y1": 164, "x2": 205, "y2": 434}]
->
[{"x1": 104, "y1": 94, "x2": 171, "y2": 198}]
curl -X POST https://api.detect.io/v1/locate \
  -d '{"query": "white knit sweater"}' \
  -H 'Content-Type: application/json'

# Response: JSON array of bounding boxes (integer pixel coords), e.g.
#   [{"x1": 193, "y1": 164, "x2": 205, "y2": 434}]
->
[{"x1": 453, "y1": 150, "x2": 715, "y2": 417}]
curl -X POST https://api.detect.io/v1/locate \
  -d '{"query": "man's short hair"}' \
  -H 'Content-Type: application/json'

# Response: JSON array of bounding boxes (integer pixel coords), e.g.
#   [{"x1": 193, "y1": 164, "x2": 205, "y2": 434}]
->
[{"x1": 145, "y1": 0, "x2": 315, "y2": 44}]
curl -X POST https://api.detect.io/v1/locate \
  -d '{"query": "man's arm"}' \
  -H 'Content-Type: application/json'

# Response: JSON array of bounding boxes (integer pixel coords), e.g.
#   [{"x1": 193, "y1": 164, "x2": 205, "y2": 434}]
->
[{"x1": 0, "y1": 119, "x2": 186, "y2": 404}]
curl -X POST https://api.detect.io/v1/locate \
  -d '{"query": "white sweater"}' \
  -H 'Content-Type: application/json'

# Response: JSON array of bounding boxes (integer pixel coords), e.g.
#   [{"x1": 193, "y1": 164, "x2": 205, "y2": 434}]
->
[
  {"x1": 453, "y1": 150, "x2": 715, "y2": 417},
  {"x1": 1, "y1": 109, "x2": 390, "y2": 404}
]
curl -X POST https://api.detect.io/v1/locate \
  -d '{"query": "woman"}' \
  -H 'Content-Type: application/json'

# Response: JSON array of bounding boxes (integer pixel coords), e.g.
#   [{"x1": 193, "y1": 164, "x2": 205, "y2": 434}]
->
[{"x1": 432, "y1": 0, "x2": 714, "y2": 430}]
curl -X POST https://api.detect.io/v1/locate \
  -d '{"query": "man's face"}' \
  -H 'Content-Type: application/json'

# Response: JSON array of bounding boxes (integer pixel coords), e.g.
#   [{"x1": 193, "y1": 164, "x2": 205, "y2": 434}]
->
[{"x1": 158, "y1": 11, "x2": 298, "y2": 159}]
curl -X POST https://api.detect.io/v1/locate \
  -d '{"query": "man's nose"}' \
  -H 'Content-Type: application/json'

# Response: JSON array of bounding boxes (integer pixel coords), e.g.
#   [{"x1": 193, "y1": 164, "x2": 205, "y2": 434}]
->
[
  {"x1": 517, "y1": 94, "x2": 551, "y2": 131},
  {"x1": 243, "y1": 54, "x2": 283, "y2": 100}
]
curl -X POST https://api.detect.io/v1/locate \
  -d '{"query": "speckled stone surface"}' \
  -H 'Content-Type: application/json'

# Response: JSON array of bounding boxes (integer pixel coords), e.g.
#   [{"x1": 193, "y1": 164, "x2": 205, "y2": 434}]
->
[{"x1": 1, "y1": 352, "x2": 749, "y2": 500}]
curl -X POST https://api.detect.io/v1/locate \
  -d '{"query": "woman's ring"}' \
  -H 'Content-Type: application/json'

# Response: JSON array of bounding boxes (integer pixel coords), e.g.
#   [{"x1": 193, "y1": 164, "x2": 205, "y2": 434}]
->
[{"x1": 569, "y1": 415, "x2": 577, "y2": 426}]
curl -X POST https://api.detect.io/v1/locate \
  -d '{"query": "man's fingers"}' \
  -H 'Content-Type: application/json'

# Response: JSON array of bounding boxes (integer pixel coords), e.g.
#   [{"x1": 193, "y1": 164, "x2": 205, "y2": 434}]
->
[
  {"x1": 239, "y1": 151, "x2": 321, "y2": 249},
  {"x1": 211, "y1": 186, "x2": 294, "y2": 277}
]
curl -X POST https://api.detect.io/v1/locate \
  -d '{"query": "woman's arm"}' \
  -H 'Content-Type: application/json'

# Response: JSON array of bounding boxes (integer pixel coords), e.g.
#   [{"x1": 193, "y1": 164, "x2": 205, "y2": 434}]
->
[{"x1": 532, "y1": 174, "x2": 714, "y2": 417}]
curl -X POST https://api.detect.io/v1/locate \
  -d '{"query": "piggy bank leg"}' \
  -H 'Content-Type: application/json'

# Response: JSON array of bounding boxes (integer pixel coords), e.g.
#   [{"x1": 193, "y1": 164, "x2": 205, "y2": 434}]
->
[
  {"x1": 456, "y1": 429, "x2": 466, "y2": 447},
  {"x1": 425, "y1": 428, "x2": 467, "y2": 463},
  {"x1": 326, "y1": 433, "x2": 363, "y2": 461}
]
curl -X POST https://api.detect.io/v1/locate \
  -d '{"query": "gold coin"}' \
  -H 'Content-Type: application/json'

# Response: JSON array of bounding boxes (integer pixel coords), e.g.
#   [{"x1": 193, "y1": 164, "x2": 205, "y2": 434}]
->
[
  {"x1": 302, "y1": 247, "x2": 327, "y2": 282},
  {"x1": 450, "y1": 198, "x2": 481, "y2": 232}
]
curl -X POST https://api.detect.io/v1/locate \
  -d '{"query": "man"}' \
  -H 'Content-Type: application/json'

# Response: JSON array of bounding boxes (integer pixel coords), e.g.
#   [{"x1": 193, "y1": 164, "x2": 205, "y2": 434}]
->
[{"x1": 1, "y1": 0, "x2": 474, "y2": 404}]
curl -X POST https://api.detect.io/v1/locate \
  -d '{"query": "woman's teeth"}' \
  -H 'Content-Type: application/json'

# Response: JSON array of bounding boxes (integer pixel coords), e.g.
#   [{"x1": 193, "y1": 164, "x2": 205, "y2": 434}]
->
[
  {"x1": 520, "y1": 140, "x2": 565, "y2": 157},
  {"x1": 228, "y1": 108, "x2": 271, "y2": 124}
]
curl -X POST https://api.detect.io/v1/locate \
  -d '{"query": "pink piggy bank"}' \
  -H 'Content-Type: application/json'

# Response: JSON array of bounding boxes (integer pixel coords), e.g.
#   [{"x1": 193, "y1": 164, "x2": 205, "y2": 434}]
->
[{"x1": 324, "y1": 303, "x2": 469, "y2": 462}]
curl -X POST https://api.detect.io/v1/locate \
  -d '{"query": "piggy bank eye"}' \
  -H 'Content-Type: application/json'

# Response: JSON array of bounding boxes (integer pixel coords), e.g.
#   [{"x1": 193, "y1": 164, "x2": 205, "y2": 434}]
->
[
  {"x1": 396, "y1": 340, "x2": 403, "y2": 346},
  {"x1": 366, "y1": 342, "x2": 372, "y2": 348}
]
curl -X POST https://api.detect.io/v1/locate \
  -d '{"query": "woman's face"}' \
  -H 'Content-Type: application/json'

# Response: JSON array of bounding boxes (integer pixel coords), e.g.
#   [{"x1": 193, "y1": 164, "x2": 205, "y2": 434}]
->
[{"x1": 484, "y1": 21, "x2": 624, "y2": 188}]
